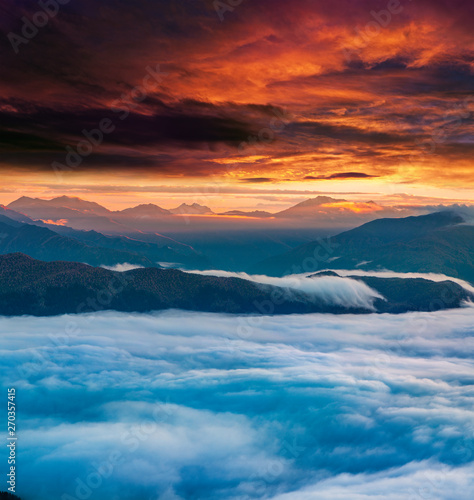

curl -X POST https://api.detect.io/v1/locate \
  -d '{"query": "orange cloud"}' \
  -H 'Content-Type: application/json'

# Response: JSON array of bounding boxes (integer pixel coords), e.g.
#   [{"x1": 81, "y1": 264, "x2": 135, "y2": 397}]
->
[{"x1": 320, "y1": 201, "x2": 386, "y2": 213}]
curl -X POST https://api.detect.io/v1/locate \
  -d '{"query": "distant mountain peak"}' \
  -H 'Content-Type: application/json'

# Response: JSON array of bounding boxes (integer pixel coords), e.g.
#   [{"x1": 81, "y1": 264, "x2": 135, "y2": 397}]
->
[
  {"x1": 312, "y1": 195, "x2": 343, "y2": 203},
  {"x1": 8, "y1": 196, "x2": 38, "y2": 206},
  {"x1": 8, "y1": 195, "x2": 110, "y2": 215},
  {"x1": 119, "y1": 204, "x2": 171, "y2": 217},
  {"x1": 295, "y1": 196, "x2": 345, "y2": 208},
  {"x1": 170, "y1": 203, "x2": 214, "y2": 215},
  {"x1": 53, "y1": 195, "x2": 82, "y2": 201},
  {"x1": 275, "y1": 195, "x2": 346, "y2": 218},
  {"x1": 49, "y1": 196, "x2": 110, "y2": 213}
]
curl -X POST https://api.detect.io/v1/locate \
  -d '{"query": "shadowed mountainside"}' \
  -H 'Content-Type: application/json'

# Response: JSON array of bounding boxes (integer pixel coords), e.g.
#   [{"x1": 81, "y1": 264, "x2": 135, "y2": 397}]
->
[
  {"x1": 251, "y1": 211, "x2": 474, "y2": 282},
  {"x1": 0, "y1": 213, "x2": 210, "y2": 269},
  {"x1": 0, "y1": 254, "x2": 472, "y2": 317},
  {"x1": 0, "y1": 220, "x2": 154, "y2": 267},
  {"x1": 309, "y1": 271, "x2": 471, "y2": 314}
]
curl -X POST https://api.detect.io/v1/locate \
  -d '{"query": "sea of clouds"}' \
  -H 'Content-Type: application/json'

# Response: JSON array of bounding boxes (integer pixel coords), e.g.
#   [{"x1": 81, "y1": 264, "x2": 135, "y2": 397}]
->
[{"x1": 1, "y1": 308, "x2": 474, "y2": 499}]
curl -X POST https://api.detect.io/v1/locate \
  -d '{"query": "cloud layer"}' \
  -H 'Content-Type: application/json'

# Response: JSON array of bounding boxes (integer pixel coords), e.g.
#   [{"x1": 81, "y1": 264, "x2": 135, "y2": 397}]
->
[
  {"x1": 0, "y1": 0, "x2": 473, "y2": 191},
  {"x1": 1, "y1": 308, "x2": 474, "y2": 499}
]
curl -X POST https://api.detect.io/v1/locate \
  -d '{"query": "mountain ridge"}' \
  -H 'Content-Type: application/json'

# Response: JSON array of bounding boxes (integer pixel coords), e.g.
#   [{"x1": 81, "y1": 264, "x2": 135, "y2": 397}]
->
[
  {"x1": 0, "y1": 220, "x2": 155, "y2": 267},
  {"x1": 250, "y1": 211, "x2": 474, "y2": 281},
  {"x1": 169, "y1": 203, "x2": 214, "y2": 215},
  {"x1": 0, "y1": 253, "x2": 472, "y2": 317},
  {"x1": 0, "y1": 214, "x2": 210, "y2": 269}
]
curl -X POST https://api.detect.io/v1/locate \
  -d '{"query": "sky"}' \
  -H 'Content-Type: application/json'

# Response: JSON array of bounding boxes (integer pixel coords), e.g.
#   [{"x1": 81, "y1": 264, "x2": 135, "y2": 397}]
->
[
  {"x1": 1, "y1": 308, "x2": 474, "y2": 499},
  {"x1": 0, "y1": 0, "x2": 473, "y2": 211}
]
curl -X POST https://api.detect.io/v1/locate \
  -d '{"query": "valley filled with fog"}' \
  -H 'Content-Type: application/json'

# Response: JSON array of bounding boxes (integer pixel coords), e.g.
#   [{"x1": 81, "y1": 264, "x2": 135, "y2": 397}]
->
[{"x1": 2, "y1": 308, "x2": 473, "y2": 500}]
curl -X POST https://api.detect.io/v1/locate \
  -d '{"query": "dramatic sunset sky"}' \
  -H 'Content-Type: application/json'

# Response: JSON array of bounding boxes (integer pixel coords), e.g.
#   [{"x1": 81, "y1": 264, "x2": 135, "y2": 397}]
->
[{"x1": 0, "y1": 0, "x2": 473, "y2": 211}]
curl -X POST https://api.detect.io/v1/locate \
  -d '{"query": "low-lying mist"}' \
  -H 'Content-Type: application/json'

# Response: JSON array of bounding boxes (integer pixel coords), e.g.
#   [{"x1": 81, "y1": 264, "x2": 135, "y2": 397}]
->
[
  {"x1": 184, "y1": 269, "x2": 385, "y2": 310},
  {"x1": 1, "y1": 308, "x2": 473, "y2": 499}
]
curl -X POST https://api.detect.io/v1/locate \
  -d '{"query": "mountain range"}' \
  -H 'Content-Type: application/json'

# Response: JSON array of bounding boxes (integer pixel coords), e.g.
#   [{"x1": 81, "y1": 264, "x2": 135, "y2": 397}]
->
[
  {"x1": 1, "y1": 253, "x2": 472, "y2": 317},
  {"x1": 3, "y1": 196, "x2": 352, "y2": 269},
  {"x1": 0, "y1": 201, "x2": 322, "y2": 270},
  {"x1": 0, "y1": 253, "x2": 355, "y2": 316},
  {"x1": 252, "y1": 211, "x2": 474, "y2": 283},
  {"x1": 6, "y1": 195, "x2": 398, "y2": 222},
  {"x1": 1, "y1": 195, "x2": 474, "y2": 316},
  {"x1": 0, "y1": 206, "x2": 210, "y2": 269},
  {"x1": 8, "y1": 196, "x2": 217, "y2": 218},
  {"x1": 2, "y1": 197, "x2": 474, "y2": 282}
]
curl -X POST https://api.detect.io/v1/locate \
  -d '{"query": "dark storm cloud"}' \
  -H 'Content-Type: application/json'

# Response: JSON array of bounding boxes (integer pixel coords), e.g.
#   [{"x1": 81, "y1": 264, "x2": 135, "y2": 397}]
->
[
  {"x1": 0, "y1": 0, "x2": 213, "y2": 93},
  {"x1": 338, "y1": 57, "x2": 474, "y2": 98},
  {"x1": 305, "y1": 172, "x2": 377, "y2": 180},
  {"x1": 0, "y1": 151, "x2": 168, "y2": 169},
  {"x1": 291, "y1": 121, "x2": 411, "y2": 145},
  {"x1": 387, "y1": 62, "x2": 474, "y2": 98},
  {"x1": 0, "y1": 101, "x2": 257, "y2": 147},
  {"x1": 0, "y1": 0, "x2": 473, "y2": 182},
  {"x1": 240, "y1": 177, "x2": 275, "y2": 183},
  {"x1": 0, "y1": 99, "x2": 266, "y2": 173}
]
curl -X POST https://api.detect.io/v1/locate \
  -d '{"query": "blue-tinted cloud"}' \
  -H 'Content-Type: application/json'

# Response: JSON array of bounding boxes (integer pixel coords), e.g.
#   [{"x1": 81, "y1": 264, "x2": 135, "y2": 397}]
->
[{"x1": 1, "y1": 308, "x2": 473, "y2": 499}]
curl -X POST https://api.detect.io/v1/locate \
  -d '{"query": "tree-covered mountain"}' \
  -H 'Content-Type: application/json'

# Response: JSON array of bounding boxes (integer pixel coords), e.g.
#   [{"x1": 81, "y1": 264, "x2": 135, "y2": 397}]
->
[
  {"x1": 0, "y1": 253, "x2": 352, "y2": 316},
  {"x1": 0, "y1": 254, "x2": 472, "y2": 317},
  {"x1": 0, "y1": 212, "x2": 210, "y2": 269},
  {"x1": 0, "y1": 220, "x2": 154, "y2": 267},
  {"x1": 50, "y1": 226, "x2": 210, "y2": 268},
  {"x1": 251, "y1": 211, "x2": 474, "y2": 282},
  {"x1": 310, "y1": 271, "x2": 471, "y2": 314}
]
